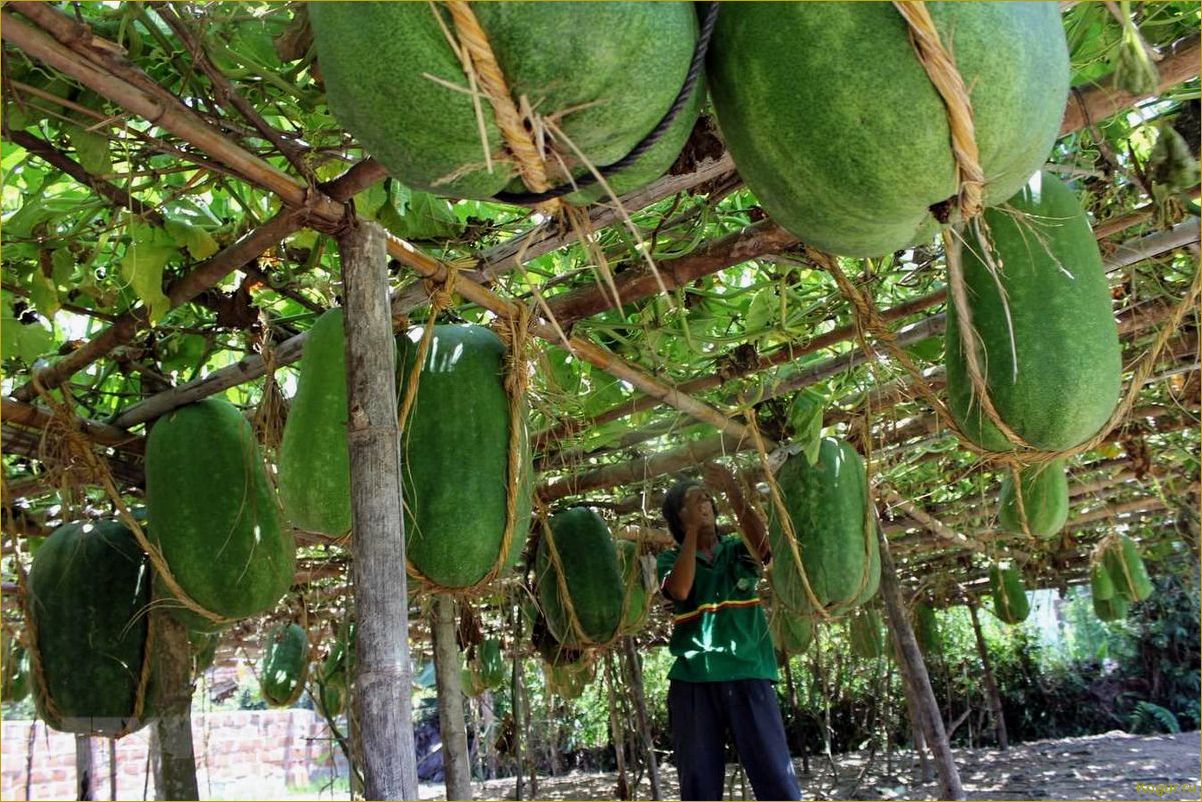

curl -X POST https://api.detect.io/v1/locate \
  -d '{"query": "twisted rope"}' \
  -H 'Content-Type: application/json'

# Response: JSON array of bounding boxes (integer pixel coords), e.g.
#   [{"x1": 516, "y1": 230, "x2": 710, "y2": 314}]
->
[
  {"x1": 30, "y1": 378, "x2": 232, "y2": 628},
  {"x1": 443, "y1": 1, "x2": 552, "y2": 196},
  {"x1": 892, "y1": 1, "x2": 985, "y2": 220},
  {"x1": 533, "y1": 501, "x2": 620, "y2": 650},
  {"x1": 400, "y1": 282, "x2": 532, "y2": 599}
]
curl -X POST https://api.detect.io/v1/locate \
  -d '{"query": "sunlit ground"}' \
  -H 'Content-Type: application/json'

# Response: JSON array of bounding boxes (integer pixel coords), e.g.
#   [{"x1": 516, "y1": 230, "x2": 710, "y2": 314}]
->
[{"x1": 287, "y1": 730, "x2": 1201, "y2": 801}]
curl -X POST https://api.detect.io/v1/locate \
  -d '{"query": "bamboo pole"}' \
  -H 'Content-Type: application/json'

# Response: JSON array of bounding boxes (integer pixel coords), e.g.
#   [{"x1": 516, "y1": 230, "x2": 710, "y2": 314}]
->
[
  {"x1": 621, "y1": 636, "x2": 662, "y2": 800},
  {"x1": 339, "y1": 221, "x2": 419, "y2": 800},
  {"x1": 149, "y1": 605, "x2": 200, "y2": 800},
  {"x1": 431, "y1": 596, "x2": 473, "y2": 801},
  {"x1": 877, "y1": 527, "x2": 964, "y2": 799},
  {"x1": 604, "y1": 653, "x2": 630, "y2": 800},
  {"x1": 966, "y1": 600, "x2": 1008, "y2": 751},
  {"x1": 1059, "y1": 34, "x2": 1202, "y2": 135},
  {"x1": 74, "y1": 735, "x2": 93, "y2": 801}
]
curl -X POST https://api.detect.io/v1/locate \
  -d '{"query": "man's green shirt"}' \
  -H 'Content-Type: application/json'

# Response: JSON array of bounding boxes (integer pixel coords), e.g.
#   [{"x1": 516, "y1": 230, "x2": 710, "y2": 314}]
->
[{"x1": 656, "y1": 535, "x2": 779, "y2": 683}]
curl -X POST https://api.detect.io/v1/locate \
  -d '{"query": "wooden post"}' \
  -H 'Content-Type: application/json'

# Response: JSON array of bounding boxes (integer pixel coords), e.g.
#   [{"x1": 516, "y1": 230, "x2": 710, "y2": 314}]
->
[
  {"x1": 968, "y1": 600, "x2": 1009, "y2": 750},
  {"x1": 74, "y1": 735, "x2": 92, "y2": 800},
  {"x1": 621, "y1": 636, "x2": 663, "y2": 800},
  {"x1": 149, "y1": 608, "x2": 199, "y2": 800},
  {"x1": 604, "y1": 653, "x2": 630, "y2": 800},
  {"x1": 510, "y1": 603, "x2": 525, "y2": 800},
  {"x1": 431, "y1": 595, "x2": 473, "y2": 800},
  {"x1": 108, "y1": 737, "x2": 116, "y2": 801},
  {"x1": 877, "y1": 528, "x2": 964, "y2": 799},
  {"x1": 482, "y1": 690, "x2": 498, "y2": 780},
  {"x1": 340, "y1": 220, "x2": 419, "y2": 800}
]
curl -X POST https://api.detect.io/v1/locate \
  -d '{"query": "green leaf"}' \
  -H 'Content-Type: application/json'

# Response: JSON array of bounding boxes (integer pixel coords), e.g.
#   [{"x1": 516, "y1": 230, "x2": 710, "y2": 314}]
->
[
  {"x1": 745, "y1": 286, "x2": 779, "y2": 334},
  {"x1": 121, "y1": 222, "x2": 178, "y2": 324},
  {"x1": 51, "y1": 248, "x2": 76, "y2": 286},
  {"x1": 164, "y1": 218, "x2": 220, "y2": 260},
  {"x1": 905, "y1": 336, "x2": 944, "y2": 363},
  {"x1": 787, "y1": 389, "x2": 825, "y2": 465},
  {"x1": 1, "y1": 295, "x2": 53, "y2": 362},
  {"x1": 353, "y1": 184, "x2": 388, "y2": 222},
  {"x1": 381, "y1": 189, "x2": 463, "y2": 241},
  {"x1": 65, "y1": 124, "x2": 112, "y2": 176},
  {"x1": 160, "y1": 333, "x2": 207, "y2": 373},
  {"x1": 28, "y1": 271, "x2": 60, "y2": 319}
]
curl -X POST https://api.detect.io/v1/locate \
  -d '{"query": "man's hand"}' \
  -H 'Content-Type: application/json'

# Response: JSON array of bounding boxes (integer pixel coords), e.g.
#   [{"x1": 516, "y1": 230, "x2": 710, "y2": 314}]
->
[
  {"x1": 680, "y1": 486, "x2": 710, "y2": 536},
  {"x1": 703, "y1": 461, "x2": 772, "y2": 563}
]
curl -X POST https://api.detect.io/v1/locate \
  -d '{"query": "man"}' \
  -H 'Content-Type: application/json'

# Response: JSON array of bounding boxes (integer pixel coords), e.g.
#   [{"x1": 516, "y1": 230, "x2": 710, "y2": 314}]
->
[{"x1": 657, "y1": 463, "x2": 801, "y2": 801}]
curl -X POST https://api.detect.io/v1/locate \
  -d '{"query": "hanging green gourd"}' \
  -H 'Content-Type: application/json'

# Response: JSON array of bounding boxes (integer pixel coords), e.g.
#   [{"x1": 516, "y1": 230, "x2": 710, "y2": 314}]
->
[
  {"x1": 398, "y1": 324, "x2": 533, "y2": 591},
  {"x1": 913, "y1": 601, "x2": 942, "y2": 655},
  {"x1": 545, "y1": 657, "x2": 594, "y2": 701},
  {"x1": 945, "y1": 172, "x2": 1122, "y2": 453},
  {"x1": 848, "y1": 608, "x2": 884, "y2": 660},
  {"x1": 278, "y1": 308, "x2": 353, "y2": 538},
  {"x1": 1099, "y1": 534, "x2": 1154, "y2": 602},
  {"x1": 1093, "y1": 592, "x2": 1130, "y2": 623},
  {"x1": 998, "y1": 459, "x2": 1070, "y2": 538},
  {"x1": 25, "y1": 520, "x2": 154, "y2": 737},
  {"x1": 1090, "y1": 561, "x2": 1116, "y2": 602},
  {"x1": 988, "y1": 563, "x2": 1030, "y2": 625},
  {"x1": 534, "y1": 507, "x2": 624, "y2": 648},
  {"x1": 146, "y1": 398, "x2": 295, "y2": 627},
  {"x1": 767, "y1": 438, "x2": 879, "y2": 618},
  {"x1": 616, "y1": 539, "x2": 652, "y2": 636},
  {"x1": 309, "y1": 3, "x2": 703, "y2": 203},
  {"x1": 708, "y1": 2, "x2": 1069, "y2": 257},
  {"x1": 472, "y1": 638, "x2": 507, "y2": 693},
  {"x1": 259, "y1": 623, "x2": 311, "y2": 708},
  {"x1": 769, "y1": 604, "x2": 813, "y2": 656}
]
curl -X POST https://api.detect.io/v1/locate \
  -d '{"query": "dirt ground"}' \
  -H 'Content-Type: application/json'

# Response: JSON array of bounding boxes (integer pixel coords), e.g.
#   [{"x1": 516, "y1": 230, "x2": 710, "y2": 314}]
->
[{"x1": 416, "y1": 730, "x2": 1201, "y2": 801}]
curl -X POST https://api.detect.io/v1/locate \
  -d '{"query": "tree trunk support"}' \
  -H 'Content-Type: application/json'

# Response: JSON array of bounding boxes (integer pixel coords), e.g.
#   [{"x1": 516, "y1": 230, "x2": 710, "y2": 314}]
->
[
  {"x1": 621, "y1": 636, "x2": 663, "y2": 800},
  {"x1": 431, "y1": 595, "x2": 473, "y2": 800},
  {"x1": 149, "y1": 607, "x2": 199, "y2": 800},
  {"x1": 340, "y1": 220, "x2": 419, "y2": 800},
  {"x1": 74, "y1": 735, "x2": 92, "y2": 800},
  {"x1": 968, "y1": 599, "x2": 1009, "y2": 750},
  {"x1": 877, "y1": 527, "x2": 964, "y2": 799}
]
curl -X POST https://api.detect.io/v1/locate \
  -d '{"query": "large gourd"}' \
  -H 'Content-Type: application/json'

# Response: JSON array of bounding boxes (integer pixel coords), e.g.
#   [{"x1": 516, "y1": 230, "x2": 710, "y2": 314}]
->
[
  {"x1": 535, "y1": 507, "x2": 624, "y2": 647},
  {"x1": 914, "y1": 602, "x2": 942, "y2": 655},
  {"x1": 1101, "y1": 535, "x2": 1154, "y2": 602},
  {"x1": 848, "y1": 608, "x2": 884, "y2": 660},
  {"x1": 26, "y1": 521, "x2": 153, "y2": 736},
  {"x1": 398, "y1": 325, "x2": 532, "y2": 589},
  {"x1": 989, "y1": 563, "x2": 1030, "y2": 625},
  {"x1": 616, "y1": 540, "x2": 652, "y2": 636},
  {"x1": 260, "y1": 623, "x2": 310, "y2": 707},
  {"x1": 768, "y1": 438, "x2": 879, "y2": 617},
  {"x1": 1090, "y1": 561, "x2": 1116, "y2": 601},
  {"x1": 946, "y1": 172, "x2": 1122, "y2": 452},
  {"x1": 146, "y1": 398, "x2": 295, "y2": 622},
  {"x1": 999, "y1": 460, "x2": 1070, "y2": 538},
  {"x1": 1093, "y1": 593, "x2": 1129, "y2": 622},
  {"x1": 278, "y1": 308, "x2": 351, "y2": 537},
  {"x1": 310, "y1": 3, "x2": 700, "y2": 202},
  {"x1": 707, "y1": 2, "x2": 1069, "y2": 257},
  {"x1": 769, "y1": 606, "x2": 813, "y2": 655},
  {"x1": 472, "y1": 638, "x2": 507, "y2": 692}
]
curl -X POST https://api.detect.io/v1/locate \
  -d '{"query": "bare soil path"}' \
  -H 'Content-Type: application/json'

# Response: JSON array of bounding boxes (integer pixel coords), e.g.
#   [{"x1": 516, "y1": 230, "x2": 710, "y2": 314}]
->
[{"x1": 405, "y1": 731, "x2": 1200, "y2": 801}]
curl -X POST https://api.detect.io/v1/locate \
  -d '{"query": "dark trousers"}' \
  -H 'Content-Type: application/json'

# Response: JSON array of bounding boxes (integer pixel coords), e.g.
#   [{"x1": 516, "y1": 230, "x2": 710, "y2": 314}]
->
[{"x1": 667, "y1": 679, "x2": 801, "y2": 801}]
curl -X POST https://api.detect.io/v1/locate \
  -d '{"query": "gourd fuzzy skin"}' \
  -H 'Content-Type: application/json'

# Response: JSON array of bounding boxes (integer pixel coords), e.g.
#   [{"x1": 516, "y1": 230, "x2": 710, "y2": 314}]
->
[
  {"x1": 708, "y1": 2, "x2": 1069, "y2": 257},
  {"x1": 310, "y1": 2, "x2": 698, "y2": 201},
  {"x1": 947, "y1": 172, "x2": 1122, "y2": 452}
]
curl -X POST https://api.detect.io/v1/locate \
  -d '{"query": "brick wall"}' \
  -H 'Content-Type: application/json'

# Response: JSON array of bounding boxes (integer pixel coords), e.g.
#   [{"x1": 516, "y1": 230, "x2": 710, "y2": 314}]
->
[{"x1": 1, "y1": 709, "x2": 349, "y2": 801}]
